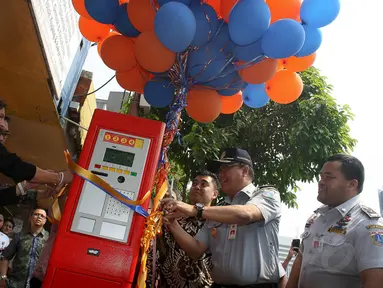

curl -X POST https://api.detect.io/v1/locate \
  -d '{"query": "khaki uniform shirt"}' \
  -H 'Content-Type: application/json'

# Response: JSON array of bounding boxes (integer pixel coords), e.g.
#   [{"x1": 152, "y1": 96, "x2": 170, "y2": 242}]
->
[
  {"x1": 195, "y1": 184, "x2": 283, "y2": 285},
  {"x1": 299, "y1": 195, "x2": 383, "y2": 288}
]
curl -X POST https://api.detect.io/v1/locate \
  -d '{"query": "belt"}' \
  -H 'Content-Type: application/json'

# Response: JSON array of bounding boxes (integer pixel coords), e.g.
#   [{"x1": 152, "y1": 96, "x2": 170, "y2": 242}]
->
[{"x1": 212, "y1": 283, "x2": 278, "y2": 288}]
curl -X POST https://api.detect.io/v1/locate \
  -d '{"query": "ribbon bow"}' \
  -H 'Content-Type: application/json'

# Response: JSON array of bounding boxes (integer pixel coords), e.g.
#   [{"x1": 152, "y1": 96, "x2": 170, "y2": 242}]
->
[{"x1": 136, "y1": 180, "x2": 168, "y2": 288}]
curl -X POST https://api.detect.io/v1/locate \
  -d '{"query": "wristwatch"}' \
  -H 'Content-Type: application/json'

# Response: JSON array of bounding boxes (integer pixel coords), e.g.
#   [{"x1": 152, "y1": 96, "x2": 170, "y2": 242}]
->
[
  {"x1": 1, "y1": 275, "x2": 7, "y2": 280},
  {"x1": 195, "y1": 203, "x2": 205, "y2": 219}
]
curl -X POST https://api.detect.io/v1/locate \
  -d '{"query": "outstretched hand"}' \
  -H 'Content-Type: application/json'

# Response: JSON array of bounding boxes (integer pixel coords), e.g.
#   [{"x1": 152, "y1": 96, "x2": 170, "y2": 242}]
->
[{"x1": 161, "y1": 198, "x2": 196, "y2": 220}]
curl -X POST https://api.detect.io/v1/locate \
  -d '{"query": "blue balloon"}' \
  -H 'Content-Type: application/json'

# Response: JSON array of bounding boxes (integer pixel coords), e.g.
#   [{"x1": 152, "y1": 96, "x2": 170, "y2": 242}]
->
[
  {"x1": 205, "y1": 66, "x2": 238, "y2": 88},
  {"x1": 158, "y1": 0, "x2": 191, "y2": 6},
  {"x1": 261, "y1": 19, "x2": 305, "y2": 59},
  {"x1": 114, "y1": 4, "x2": 140, "y2": 37},
  {"x1": 301, "y1": 0, "x2": 340, "y2": 28},
  {"x1": 190, "y1": 3, "x2": 219, "y2": 47},
  {"x1": 296, "y1": 25, "x2": 322, "y2": 57},
  {"x1": 144, "y1": 78, "x2": 175, "y2": 108},
  {"x1": 228, "y1": 0, "x2": 270, "y2": 46},
  {"x1": 85, "y1": 0, "x2": 119, "y2": 24},
  {"x1": 218, "y1": 79, "x2": 248, "y2": 96},
  {"x1": 188, "y1": 25, "x2": 235, "y2": 65},
  {"x1": 234, "y1": 40, "x2": 263, "y2": 62},
  {"x1": 189, "y1": 59, "x2": 227, "y2": 83},
  {"x1": 243, "y1": 84, "x2": 270, "y2": 108},
  {"x1": 155, "y1": 2, "x2": 196, "y2": 52},
  {"x1": 210, "y1": 21, "x2": 236, "y2": 56}
]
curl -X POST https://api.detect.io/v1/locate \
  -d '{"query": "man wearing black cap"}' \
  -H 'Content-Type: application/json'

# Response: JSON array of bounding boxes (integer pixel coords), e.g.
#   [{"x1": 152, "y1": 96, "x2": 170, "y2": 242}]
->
[{"x1": 162, "y1": 148, "x2": 284, "y2": 288}]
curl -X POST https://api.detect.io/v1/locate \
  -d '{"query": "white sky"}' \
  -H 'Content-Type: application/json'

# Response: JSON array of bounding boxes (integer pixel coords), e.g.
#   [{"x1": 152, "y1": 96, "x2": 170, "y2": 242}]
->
[{"x1": 83, "y1": 0, "x2": 383, "y2": 237}]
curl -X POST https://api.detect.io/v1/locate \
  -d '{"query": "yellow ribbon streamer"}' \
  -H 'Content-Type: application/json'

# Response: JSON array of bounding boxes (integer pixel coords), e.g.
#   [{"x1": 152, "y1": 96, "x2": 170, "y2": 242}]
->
[
  {"x1": 64, "y1": 150, "x2": 150, "y2": 208},
  {"x1": 136, "y1": 180, "x2": 168, "y2": 288},
  {"x1": 46, "y1": 185, "x2": 69, "y2": 224}
]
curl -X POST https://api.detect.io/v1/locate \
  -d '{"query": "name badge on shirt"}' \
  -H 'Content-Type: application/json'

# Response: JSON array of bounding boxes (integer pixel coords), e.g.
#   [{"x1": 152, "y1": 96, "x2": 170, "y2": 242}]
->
[
  {"x1": 313, "y1": 236, "x2": 323, "y2": 252},
  {"x1": 228, "y1": 224, "x2": 237, "y2": 240}
]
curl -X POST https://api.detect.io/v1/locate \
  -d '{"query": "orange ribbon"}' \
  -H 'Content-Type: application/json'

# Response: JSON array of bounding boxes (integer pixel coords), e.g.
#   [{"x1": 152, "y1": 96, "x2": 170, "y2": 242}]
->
[
  {"x1": 136, "y1": 180, "x2": 168, "y2": 288},
  {"x1": 46, "y1": 184, "x2": 69, "y2": 224}
]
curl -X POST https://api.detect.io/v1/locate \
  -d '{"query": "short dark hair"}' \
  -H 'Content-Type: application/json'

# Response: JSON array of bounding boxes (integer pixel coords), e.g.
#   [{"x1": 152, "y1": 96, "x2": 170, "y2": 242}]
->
[
  {"x1": 0, "y1": 100, "x2": 7, "y2": 110},
  {"x1": 4, "y1": 218, "x2": 14, "y2": 228},
  {"x1": 327, "y1": 154, "x2": 364, "y2": 193},
  {"x1": 195, "y1": 170, "x2": 220, "y2": 190}
]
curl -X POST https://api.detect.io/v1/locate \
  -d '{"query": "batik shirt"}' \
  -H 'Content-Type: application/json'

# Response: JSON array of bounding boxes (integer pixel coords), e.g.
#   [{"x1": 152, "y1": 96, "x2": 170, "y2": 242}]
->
[
  {"x1": 3, "y1": 229, "x2": 49, "y2": 288},
  {"x1": 147, "y1": 217, "x2": 213, "y2": 288}
]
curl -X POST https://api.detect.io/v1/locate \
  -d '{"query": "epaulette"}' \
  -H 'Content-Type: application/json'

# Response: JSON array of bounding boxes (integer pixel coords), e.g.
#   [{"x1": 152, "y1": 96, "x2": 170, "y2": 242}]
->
[
  {"x1": 259, "y1": 185, "x2": 276, "y2": 189},
  {"x1": 360, "y1": 205, "x2": 380, "y2": 219}
]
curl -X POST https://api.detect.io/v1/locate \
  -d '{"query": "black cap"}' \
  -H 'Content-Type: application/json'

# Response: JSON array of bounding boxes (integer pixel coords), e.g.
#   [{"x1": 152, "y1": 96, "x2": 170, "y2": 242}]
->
[{"x1": 208, "y1": 148, "x2": 253, "y2": 173}]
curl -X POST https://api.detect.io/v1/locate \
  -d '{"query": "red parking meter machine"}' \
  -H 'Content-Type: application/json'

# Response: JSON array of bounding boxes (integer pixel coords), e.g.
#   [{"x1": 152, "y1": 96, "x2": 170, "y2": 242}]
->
[{"x1": 43, "y1": 109, "x2": 165, "y2": 288}]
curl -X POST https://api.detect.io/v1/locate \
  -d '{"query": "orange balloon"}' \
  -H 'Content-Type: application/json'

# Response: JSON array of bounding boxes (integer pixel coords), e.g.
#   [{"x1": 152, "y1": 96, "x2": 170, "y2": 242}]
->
[
  {"x1": 239, "y1": 58, "x2": 278, "y2": 84},
  {"x1": 221, "y1": 92, "x2": 243, "y2": 114},
  {"x1": 72, "y1": 0, "x2": 92, "y2": 19},
  {"x1": 207, "y1": 0, "x2": 222, "y2": 17},
  {"x1": 116, "y1": 66, "x2": 152, "y2": 94},
  {"x1": 277, "y1": 60, "x2": 284, "y2": 71},
  {"x1": 266, "y1": 70, "x2": 303, "y2": 104},
  {"x1": 282, "y1": 53, "x2": 316, "y2": 72},
  {"x1": 128, "y1": 0, "x2": 156, "y2": 32},
  {"x1": 79, "y1": 17, "x2": 110, "y2": 42},
  {"x1": 101, "y1": 35, "x2": 136, "y2": 71},
  {"x1": 97, "y1": 31, "x2": 120, "y2": 57},
  {"x1": 186, "y1": 89, "x2": 222, "y2": 123},
  {"x1": 135, "y1": 31, "x2": 176, "y2": 73},
  {"x1": 266, "y1": 0, "x2": 301, "y2": 23},
  {"x1": 220, "y1": 0, "x2": 238, "y2": 22}
]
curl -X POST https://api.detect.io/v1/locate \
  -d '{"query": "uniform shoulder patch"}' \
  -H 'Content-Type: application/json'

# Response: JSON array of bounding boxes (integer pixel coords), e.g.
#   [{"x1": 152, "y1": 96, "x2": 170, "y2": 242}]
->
[
  {"x1": 262, "y1": 190, "x2": 275, "y2": 199},
  {"x1": 370, "y1": 232, "x2": 383, "y2": 246},
  {"x1": 361, "y1": 205, "x2": 380, "y2": 219}
]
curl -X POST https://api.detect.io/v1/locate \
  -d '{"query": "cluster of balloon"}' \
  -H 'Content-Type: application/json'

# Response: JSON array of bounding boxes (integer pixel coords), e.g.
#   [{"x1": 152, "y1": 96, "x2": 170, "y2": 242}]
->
[{"x1": 72, "y1": 0, "x2": 340, "y2": 123}]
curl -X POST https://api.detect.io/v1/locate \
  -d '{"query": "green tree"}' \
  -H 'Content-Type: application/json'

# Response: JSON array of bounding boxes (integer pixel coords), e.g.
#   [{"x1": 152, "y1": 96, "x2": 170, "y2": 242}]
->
[{"x1": 124, "y1": 67, "x2": 356, "y2": 208}]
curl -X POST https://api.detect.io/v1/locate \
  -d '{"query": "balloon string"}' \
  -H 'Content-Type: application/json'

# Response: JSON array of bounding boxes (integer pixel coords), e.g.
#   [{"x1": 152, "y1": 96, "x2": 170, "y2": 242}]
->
[{"x1": 149, "y1": 0, "x2": 159, "y2": 11}]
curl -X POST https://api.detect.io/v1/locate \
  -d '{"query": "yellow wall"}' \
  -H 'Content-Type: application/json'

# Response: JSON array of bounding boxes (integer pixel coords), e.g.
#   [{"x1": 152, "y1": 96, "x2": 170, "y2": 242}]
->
[
  {"x1": 0, "y1": 0, "x2": 68, "y2": 173},
  {"x1": 79, "y1": 83, "x2": 97, "y2": 146}
]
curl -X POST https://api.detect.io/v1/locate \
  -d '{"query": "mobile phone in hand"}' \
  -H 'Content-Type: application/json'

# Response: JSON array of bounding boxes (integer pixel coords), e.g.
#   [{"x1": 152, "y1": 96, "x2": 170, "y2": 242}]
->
[{"x1": 292, "y1": 239, "x2": 300, "y2": 252}]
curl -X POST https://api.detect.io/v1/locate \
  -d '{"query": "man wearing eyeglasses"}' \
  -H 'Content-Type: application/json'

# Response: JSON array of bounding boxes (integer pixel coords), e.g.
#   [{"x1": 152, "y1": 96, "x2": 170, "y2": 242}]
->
[
  {"x1": 0, "y1": 208, "x2": 49, "y2": 288},
  {"x1": 162, "y1": 148, "x2": 284, "y2": 288}
]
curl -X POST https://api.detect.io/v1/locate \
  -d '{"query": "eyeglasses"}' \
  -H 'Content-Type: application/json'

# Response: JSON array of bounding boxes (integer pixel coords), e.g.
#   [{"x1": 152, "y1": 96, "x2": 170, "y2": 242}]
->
[
  {"x1": 32, "y1": 213, "x2": 46, "y2": 219},
  {"x1": 0, "y1": 130, "x2": 10, "y2": 138}
]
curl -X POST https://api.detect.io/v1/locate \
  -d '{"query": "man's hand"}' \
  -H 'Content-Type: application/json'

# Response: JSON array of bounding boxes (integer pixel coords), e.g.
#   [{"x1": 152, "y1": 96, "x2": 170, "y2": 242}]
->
[
  {"x1": 288, "y1": 247, "x2": 298, "y2": 259},
  {"x1": 161, "y1": 198, "x2": 196, "y2": 220},
  {"x1": 62, "y1": 170, "x2": 73, "y2": 185}
]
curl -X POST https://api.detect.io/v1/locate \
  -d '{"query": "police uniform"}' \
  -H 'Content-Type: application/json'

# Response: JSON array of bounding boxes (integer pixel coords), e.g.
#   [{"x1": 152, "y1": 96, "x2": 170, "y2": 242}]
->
[
  {"x1": 195, "y1": 183, "x2": 283, "y2": 286},
  {"x1": 299, "y1": 195, "x2": 383, "y2": 288}
]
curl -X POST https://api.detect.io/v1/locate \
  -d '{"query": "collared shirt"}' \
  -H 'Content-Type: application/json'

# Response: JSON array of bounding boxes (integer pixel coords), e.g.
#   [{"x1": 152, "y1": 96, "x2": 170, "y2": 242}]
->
[
  {"x1": 3, "y1": 229, "x2": 49, "y2": 288},
  {"x1": 32, "y1": 225, "x2": 58, "y2": 281},
  {"x1": 299, "y1": 195, "x2": 383, "y2": 288},
  {"x1": 195, "y1": 183, "x2": 282, "y2": 285},
  {"x1": 147, "y1": 217, "x2": 212, "y2": 288}
]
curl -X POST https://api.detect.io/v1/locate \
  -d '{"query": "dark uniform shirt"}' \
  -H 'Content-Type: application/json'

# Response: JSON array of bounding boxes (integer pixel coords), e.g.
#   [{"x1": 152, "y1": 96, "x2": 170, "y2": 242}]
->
[
  {"x1": 0, "y1": 143, "x2": 36, "y2": 183},
  {"x1": 2, "y1": 229, "x2": 49, "y2": 288},
  {"x1": 0, "y1": 143, "x2": 36, "y2": 206}
]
